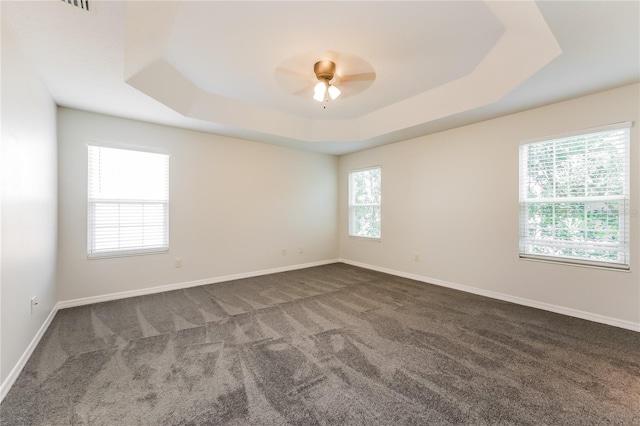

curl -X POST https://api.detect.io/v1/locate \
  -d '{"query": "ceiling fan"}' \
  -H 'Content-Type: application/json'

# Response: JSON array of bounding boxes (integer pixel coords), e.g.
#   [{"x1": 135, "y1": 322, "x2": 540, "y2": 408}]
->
[{"x1": 275, "y1": 51, "x2": 376, "y2": 103}]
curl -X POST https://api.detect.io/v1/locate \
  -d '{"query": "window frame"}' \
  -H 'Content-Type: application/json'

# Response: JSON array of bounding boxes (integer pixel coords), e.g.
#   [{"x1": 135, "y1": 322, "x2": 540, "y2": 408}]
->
[
  {"x1": 518, "y1": 122, "x2": 631, "y2": 270},
  {"x1": 348, "y1": 165, "x2": 382, "y2": 240},
  {"x1": 87, "y1": 144, "x2": 170, "y2": 259}
]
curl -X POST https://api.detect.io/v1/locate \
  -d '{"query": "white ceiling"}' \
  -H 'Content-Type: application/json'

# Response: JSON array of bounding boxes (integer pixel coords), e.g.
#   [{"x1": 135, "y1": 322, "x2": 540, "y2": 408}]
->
[{"x1": 2, "y1": 1, "x2": 639, "y2": 155}]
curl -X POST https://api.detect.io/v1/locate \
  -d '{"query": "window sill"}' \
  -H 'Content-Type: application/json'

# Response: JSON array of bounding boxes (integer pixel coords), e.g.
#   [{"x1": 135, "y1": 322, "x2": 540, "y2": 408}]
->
[
  {"x1": 88, "y1": 248, "x2": 169, "y2": 259},
  {"x1": 348, "y1": 235, "x2": 381, "y2": 243},
  {"x1": 519, "y1": 254, "x2": 630, "y2": 272}
]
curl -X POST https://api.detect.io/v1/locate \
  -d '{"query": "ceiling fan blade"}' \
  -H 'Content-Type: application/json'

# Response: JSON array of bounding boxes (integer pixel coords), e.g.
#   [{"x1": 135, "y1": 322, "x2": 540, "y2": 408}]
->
[
  {"x1": 276, "y1": 67, "x2": 311, "y2": 79},
  {"x1": 339, "y1": 72, "x2": 376, "y2": 83},
  {"x1": 292, "y1": 83, "x2": 315, "y2": 96}
]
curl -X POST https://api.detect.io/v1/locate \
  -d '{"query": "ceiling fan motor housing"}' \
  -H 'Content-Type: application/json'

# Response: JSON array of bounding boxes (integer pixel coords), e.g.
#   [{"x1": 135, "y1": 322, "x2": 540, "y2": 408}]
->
[{"x1": 314, "y1": 60, "x2": 336, "y2": 81}]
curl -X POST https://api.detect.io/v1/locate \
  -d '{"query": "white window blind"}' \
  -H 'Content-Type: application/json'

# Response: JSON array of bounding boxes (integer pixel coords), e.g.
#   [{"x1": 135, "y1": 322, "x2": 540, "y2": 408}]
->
[
  {"x1": 88, "y1": 145, "x2": 169, "y2": 258},
  {"x1": 349, "y1": 166, "x2": 381, "y2": 239},
  {"x1": 519, "y1": 123, "x2": 630, "y2": 269}
]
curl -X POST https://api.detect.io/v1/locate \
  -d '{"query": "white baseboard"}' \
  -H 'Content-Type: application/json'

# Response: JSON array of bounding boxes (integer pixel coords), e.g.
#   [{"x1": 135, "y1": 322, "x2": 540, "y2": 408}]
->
[
  {"x1": 0, "y1": 304, "x2": 59, "y2": 402},
  {"x1": 339, "y1": 258, "x2": 640, "y2": 332},
  {"x1": 57, "y1": 259, "x2": 340, "y2": 309}
]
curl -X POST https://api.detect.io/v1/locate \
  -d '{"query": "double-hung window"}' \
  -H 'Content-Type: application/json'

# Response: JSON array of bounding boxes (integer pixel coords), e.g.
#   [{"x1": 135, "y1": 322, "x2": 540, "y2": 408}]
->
[
  {"x1": 88, "y1": 145, "x2": 169, "y2": 258},
  {"x1": 349, "y1": 166, "x2": 381, "y2": 239},
  {"x1": 519, "y1": 122, "x2": 631, "y2": 269}
]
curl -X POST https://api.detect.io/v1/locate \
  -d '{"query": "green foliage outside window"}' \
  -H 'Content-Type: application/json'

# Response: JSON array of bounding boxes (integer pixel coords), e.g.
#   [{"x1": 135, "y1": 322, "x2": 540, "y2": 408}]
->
[
  {"x1": 520, "y1": 127, "x2": 629, "y2": 266},
  {"x1": 349, "y1": 167, "x2": 381, "y2": 239}
]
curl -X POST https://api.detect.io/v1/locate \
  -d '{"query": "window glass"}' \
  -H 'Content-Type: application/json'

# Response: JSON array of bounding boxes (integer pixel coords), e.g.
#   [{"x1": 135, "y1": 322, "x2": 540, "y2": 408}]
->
[
  {"x1": 519, "y1": 124, "x2": 630, "y2": 269},
  {"x1": 87, "y1": 145, "x2": 169, "y2": 258},
  {"x1": 349, "y1": 166, "x2": 381, "y2": 239}
]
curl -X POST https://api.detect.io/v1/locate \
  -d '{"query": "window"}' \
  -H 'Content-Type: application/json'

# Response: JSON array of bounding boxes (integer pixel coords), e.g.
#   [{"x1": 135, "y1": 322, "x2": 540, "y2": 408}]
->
[
  {"x1": 349, "y1": 166, "x2": 381, "y2": 239},
  {"x1": 519, "y1": 122, "x2": 630, "y2": 269},
  {"x1": 88, "y1": 145, "x2": 169, "y2": 258}
]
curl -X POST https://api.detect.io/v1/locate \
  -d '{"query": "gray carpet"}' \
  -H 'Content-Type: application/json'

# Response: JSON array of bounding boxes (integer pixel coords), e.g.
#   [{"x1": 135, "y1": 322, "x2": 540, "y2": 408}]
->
[{"x1": 1, "y1": 263, "x2": 638, "y2": 425}]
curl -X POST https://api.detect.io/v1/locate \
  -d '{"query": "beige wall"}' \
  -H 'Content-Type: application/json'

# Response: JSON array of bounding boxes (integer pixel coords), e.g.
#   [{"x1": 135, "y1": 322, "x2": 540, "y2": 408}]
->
[
  {"x1": 1, "y1": 25, "x2": 58, "y2": 386},
  {"x1": 339, "y1": 84, "x2": 640, "y2": 326},
  {"x1": 56, "y1": 108, "x2": 338, "y2": 301}
]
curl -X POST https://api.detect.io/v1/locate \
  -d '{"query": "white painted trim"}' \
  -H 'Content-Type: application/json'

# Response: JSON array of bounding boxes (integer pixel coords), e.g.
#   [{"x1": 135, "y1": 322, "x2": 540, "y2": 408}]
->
[
  {"x1": 339, "y1": 258, "x2": 640, "y2": 332},
  {"x1": 57, "y1": 259, "x2": 340, "y2": 309},
  {"x1": 0, "y1": 304, "x2": 59, "y2": 402}
]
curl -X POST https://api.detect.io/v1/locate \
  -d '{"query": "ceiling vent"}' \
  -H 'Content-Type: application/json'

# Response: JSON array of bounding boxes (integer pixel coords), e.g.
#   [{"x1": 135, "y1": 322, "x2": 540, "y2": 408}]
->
[{"x1": 60, "y1": 0, "x2": 90, "y2": 12}]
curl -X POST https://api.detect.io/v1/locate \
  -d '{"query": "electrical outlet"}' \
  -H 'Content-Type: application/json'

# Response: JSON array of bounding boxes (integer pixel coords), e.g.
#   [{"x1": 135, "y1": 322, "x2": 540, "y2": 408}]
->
[
  {"x1": 414, "y1": 254, "x2": 420, "y2": 262},
  {"x1": 281, "y1": 248, "x2": 287, "y2": 255},
  {"x1": 174, "y1": 259, "x2": 182, "y2": 268},
  {"x1": 631, "y1": 209, "x2": 640, "y2": 218},
  {"x1": 299, "y1": 246, "x2": 304, "y2": 254},
  {"x1": 31, "y1": 296, "x2": 38, "y2": 314}
]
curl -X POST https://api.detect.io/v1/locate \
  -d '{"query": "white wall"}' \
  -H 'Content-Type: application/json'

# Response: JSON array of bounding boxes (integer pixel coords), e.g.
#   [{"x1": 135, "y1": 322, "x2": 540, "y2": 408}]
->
[
  {"x1": 56, "y1": 108, "x2": 338, "y2": 301},
  {"x1": 339, "y1": 84, "x2": 640, "y2": 327},
  {"x1": 1, "y1": 25, "x2": 58, "y2": 386}
]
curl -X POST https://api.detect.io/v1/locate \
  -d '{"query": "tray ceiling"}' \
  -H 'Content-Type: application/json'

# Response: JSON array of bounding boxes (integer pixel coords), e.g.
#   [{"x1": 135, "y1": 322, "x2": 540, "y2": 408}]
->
[{"x1": 2, "y1": 1, "x2": 638, "y2": 154}]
